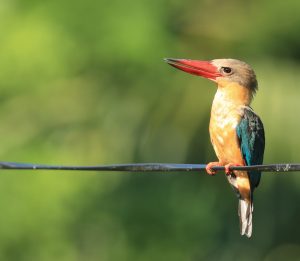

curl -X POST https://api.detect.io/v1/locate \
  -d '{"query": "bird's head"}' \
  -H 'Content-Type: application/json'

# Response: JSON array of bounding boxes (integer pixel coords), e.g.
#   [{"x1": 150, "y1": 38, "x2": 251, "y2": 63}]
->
[{"x1": 164, "y1": 58, "x2": 257, "y2": 102}]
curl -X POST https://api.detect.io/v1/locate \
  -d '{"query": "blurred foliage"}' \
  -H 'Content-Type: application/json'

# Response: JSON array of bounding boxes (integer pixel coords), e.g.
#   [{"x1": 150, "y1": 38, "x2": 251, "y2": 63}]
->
[{"x1": 0, "y1": 0, "x2": 300, "y2": 260}]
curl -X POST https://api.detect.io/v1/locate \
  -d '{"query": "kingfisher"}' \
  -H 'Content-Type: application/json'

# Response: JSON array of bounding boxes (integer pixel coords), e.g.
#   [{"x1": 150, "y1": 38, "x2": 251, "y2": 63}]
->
[{"x1": 165, "y1": 58, "x2": 265, "y2": 237}]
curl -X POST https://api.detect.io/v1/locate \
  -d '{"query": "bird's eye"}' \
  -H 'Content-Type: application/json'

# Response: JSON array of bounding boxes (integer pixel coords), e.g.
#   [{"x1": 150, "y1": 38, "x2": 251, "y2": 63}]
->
[{"x1": 221, "y1": 67, "x2": 232, "y2": 74}]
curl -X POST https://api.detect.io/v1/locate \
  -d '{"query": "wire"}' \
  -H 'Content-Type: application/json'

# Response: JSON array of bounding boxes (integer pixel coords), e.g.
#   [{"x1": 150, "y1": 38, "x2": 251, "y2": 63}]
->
[{"x1": 0, "y1": 162, "x2": 298, "y2": 173}]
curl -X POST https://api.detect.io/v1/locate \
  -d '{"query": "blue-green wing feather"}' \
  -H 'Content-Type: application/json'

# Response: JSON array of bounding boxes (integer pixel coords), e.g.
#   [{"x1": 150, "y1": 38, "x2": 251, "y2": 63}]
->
[{"x1": 236, "y1": 107, "x2": 265, "y2": 190}]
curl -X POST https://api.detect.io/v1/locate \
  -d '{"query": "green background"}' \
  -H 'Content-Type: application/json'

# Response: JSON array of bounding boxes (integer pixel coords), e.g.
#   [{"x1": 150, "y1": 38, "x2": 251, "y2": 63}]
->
[{"x1": 0, "y1": 0, "x2": 300, "y2": 260}]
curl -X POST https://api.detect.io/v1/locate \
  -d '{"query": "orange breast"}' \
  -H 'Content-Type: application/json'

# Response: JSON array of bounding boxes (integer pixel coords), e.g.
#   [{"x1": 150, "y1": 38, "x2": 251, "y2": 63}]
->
[
  {"x1": 209, "y1": 83, "x2": 251, "y2": 165},
  {"x1": 209, "y1": 104, "x2": 244, "y2": 165},
  {"x1": 209, "y1": 88, "x2": 251, "y2": 201}
]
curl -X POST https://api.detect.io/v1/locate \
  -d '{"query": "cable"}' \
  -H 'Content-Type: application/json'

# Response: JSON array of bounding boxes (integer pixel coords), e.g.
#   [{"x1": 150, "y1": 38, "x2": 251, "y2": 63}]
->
[{"x1": 0, "y1": 162, "x2": 298, "y2": 173}]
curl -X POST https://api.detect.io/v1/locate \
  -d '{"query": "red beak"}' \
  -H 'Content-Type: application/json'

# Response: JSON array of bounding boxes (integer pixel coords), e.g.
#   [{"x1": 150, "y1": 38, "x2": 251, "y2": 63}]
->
[{"x1": 164, "y1": 58, "x2": 221, "y2": 81}]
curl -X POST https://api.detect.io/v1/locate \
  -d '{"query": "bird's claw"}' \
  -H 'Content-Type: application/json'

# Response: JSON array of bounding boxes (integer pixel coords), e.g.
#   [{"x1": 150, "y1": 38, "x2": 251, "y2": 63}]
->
[
  {"x1": 206, "y1": 162, "x2": 222, "y2": 175},
  {"x1": 224, "y1": 163, "x2": 244, "y2": 176}
]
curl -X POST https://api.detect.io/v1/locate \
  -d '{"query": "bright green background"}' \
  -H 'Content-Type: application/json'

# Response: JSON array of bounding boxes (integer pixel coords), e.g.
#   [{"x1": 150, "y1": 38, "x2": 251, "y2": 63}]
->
[{"x1": 0, "y1": 0, "x2": 300, "y2": 260}]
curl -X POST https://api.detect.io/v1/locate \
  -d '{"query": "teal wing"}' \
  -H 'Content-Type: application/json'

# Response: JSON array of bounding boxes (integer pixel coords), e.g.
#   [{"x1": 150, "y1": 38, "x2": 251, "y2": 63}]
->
[{"x1": 236, "y1": 107, "x2": 265, "y2": 190}]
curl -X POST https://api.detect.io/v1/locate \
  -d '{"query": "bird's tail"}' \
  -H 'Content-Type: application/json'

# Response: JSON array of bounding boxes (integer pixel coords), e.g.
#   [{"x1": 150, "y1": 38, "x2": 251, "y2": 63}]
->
[{"x1": 238, "y1": 199, "x2": 253, "y2": 238}]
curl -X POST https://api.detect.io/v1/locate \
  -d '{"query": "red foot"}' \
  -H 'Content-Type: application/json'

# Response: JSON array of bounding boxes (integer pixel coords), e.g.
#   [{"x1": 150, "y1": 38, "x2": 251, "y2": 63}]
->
[
  {"x1": 206, "y1": 162, "x2": 223, "y2": 175},
  {"x1": 224, "y1": 163, "x2": 244, "y2": 176}
]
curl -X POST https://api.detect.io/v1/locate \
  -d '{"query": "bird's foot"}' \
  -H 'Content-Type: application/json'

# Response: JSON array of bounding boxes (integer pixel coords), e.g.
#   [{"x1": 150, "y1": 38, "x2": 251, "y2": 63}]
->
[
  {"x1": 224, "y1": 163, "x2": 244, "y2": 176},
  {"x1": 206, "y1": 162, "x2": 223, "y2": 175}
]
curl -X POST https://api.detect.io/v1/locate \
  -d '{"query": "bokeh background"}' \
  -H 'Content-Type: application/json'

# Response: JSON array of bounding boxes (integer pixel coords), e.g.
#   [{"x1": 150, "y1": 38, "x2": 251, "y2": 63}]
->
[{"x1": 1, "y1": 0, "x2": 300, "y2": 260}]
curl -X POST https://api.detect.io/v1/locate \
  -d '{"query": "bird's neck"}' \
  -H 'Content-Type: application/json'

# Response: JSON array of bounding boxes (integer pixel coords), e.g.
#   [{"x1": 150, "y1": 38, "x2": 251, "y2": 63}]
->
[{"x1": 213, "y1": 82, "x2": 252, "y2": 108}]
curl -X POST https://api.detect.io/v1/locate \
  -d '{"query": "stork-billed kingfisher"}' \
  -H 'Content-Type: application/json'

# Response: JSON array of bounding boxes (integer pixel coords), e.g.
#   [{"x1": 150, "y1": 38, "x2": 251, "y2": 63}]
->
[{"x1": 165, "y1": 58, "x2": 265, "y2": 238}]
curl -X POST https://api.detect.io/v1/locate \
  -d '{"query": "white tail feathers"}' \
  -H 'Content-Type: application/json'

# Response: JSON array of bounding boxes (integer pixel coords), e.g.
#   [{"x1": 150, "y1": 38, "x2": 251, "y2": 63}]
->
[{"x1": 238, "y1": 199, "x2": 253, "y2": 238}]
